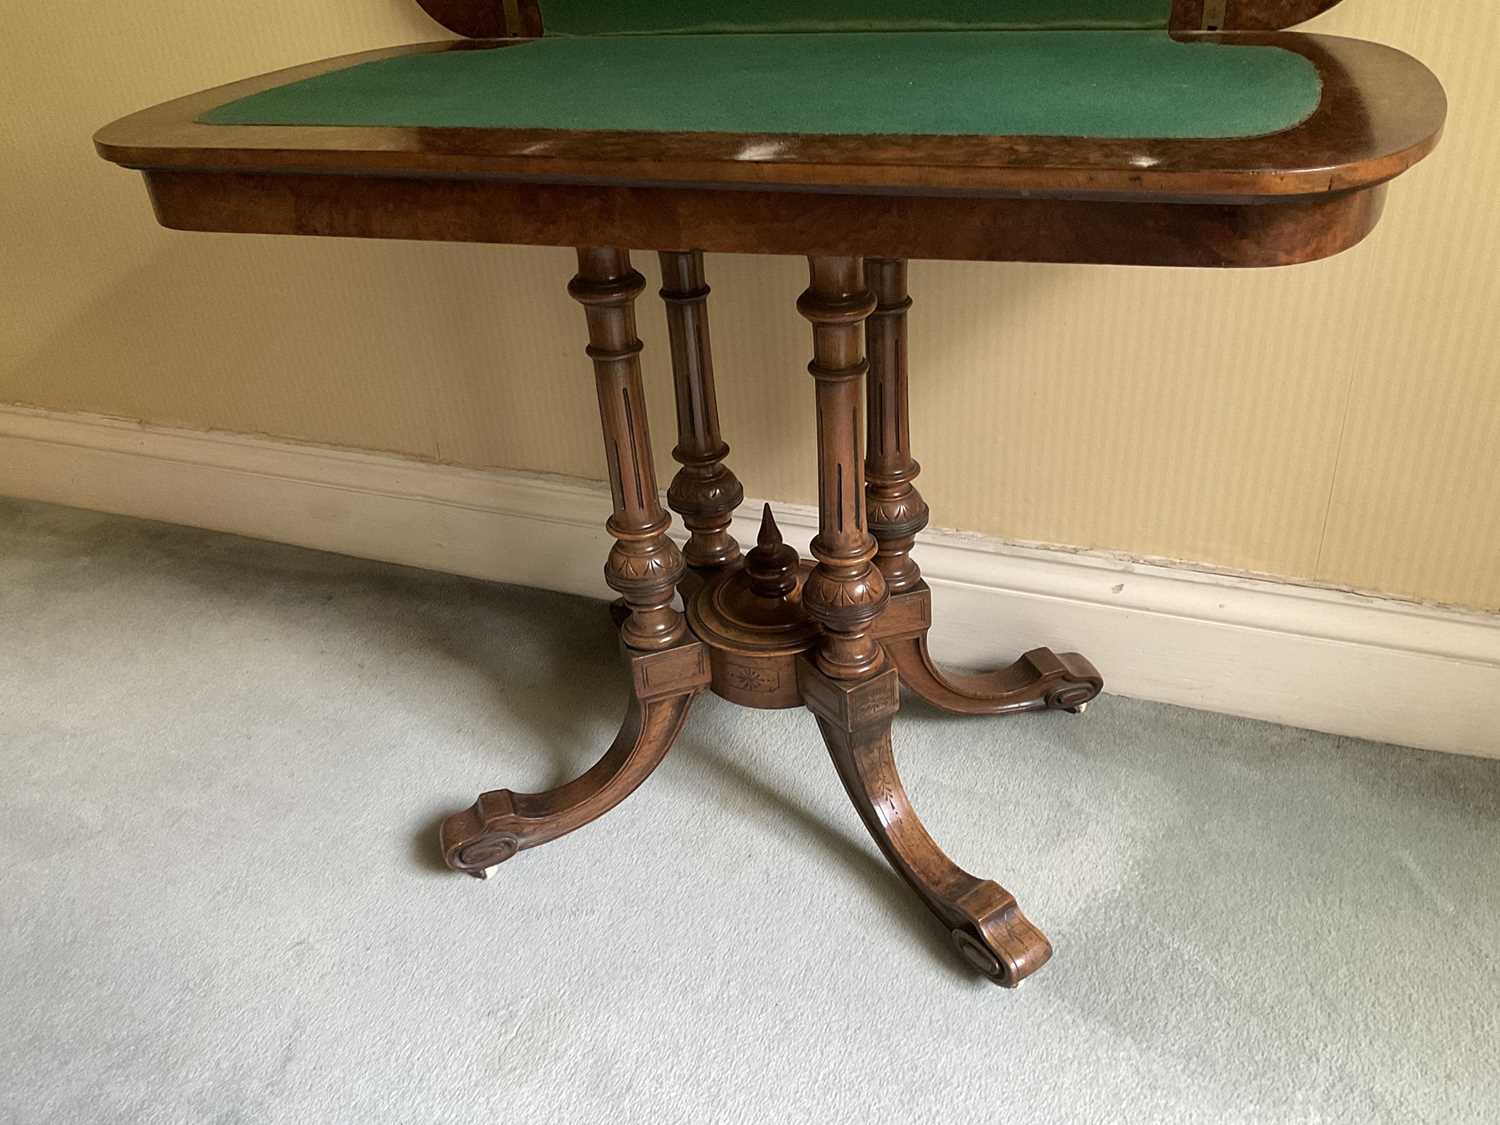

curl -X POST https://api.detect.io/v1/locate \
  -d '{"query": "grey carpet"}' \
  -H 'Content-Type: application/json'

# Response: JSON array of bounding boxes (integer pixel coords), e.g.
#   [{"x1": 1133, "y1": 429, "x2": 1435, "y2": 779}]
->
[{"x1": 1, "y1": 496, "x2": 1496, "y2": 1124}]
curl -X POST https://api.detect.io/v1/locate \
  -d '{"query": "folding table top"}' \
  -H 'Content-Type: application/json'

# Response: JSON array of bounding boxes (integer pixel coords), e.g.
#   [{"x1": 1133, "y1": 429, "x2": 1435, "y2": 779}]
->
[{"x1": 93, "y1": 2, "x2": 1446, "y2": 267}]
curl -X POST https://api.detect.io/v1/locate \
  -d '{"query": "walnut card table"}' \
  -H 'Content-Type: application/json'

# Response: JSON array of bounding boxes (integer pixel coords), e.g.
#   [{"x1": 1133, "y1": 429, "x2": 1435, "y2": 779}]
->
[{"x1": 96, "y1": 0, "x2": 1444, "y2": 986}]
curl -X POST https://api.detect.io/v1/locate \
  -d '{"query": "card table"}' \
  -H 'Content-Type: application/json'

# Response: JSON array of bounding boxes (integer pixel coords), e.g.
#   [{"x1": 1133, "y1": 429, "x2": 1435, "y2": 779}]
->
[{"x1": 95, "y1": 0, "x2": 1444, "y2": 986}]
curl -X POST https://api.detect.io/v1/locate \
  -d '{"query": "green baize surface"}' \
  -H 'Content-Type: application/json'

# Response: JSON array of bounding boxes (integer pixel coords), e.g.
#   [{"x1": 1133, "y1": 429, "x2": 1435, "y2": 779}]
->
[{"x1": 201, "y1": 32, "x2": 1322, "y2": 141}]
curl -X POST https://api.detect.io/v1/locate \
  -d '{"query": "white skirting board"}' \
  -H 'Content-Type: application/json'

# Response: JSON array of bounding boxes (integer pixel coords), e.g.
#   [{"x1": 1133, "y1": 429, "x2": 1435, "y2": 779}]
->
[{"x1": 2, "y1": 404, "x2": 1496, "y2": 758}]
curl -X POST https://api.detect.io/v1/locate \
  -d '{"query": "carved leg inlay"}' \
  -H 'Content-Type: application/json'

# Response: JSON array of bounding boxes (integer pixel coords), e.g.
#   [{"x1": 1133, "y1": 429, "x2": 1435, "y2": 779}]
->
[
  {"x1": 442, "y1": 640, "x2": 710, "y2": 876},
  {"x1": 800, "y1": 657, "x2": 1052, "y2": 986},
  {"x1": 660, "y1": 250, "x2": 744, "y2": 574},
  {"x1": 862, "y1": 258, "x2": 1103, "y2": 716}
]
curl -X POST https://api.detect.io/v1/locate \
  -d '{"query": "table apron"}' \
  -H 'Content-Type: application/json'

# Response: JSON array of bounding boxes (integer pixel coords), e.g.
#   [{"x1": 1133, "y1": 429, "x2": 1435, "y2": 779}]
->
[{"x1": 142, "y1": 170, "x2": 1387, "y2": 268}]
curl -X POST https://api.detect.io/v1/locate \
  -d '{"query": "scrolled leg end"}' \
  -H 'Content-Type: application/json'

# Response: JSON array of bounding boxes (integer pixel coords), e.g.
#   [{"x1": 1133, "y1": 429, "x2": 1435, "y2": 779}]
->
[
  {"x1": 1035, "y1": 649, "x2": 1104, "y2": 714},
  {"x1": 441, "y1": 791, "x2": 523, "y2": 878},
  {"x1": 954, "y1": 904, "x2": 1053, "y2": 987},
  {"x1": 950, "y1": 878, "x2": 1053, "y2": 986}
]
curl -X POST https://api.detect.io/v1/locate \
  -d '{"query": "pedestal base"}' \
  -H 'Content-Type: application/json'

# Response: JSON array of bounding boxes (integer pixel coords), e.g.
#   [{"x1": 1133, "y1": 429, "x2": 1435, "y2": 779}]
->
[
  {"x1": 441, "y1": 252, "x2": 1101, "y2": 989},
  {"x1": 445, "y1": 506, "x2": 1099, "y2": 987}
]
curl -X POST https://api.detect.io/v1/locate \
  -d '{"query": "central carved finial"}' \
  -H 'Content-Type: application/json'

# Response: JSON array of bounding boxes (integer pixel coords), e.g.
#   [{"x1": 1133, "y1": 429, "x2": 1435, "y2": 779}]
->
[
  {"x1": 745, "y1": 504, "x2": 799, "y2": 600},
  {"x1": 757, "y1": 503, "x2": 781, "y2": 549}
]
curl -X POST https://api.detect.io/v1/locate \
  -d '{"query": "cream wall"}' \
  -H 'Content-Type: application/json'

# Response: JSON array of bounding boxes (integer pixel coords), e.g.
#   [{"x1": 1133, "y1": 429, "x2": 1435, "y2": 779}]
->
[{"x1": 2, "y1": 2, "x2": 1496, "y2": 609}]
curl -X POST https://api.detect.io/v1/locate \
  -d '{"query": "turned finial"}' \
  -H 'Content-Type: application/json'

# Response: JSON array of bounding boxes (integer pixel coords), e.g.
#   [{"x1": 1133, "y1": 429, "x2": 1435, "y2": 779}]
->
[{"x1": 745, "y1": 504, "x2": 799, "y2": 600}]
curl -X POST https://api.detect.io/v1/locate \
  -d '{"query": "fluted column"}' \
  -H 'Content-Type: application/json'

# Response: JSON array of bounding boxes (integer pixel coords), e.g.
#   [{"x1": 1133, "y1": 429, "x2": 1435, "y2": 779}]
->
[
  {"x1": 863, "y1": 257, "x2": 930, "y2": 594},
  {"x1": 569, "y1": 247, "x2": 686, "y2": 650},
  {"x1": 658, "y1": 250, "x2": 743, "y2": 570},
  {"x1": 798, "y1": 256, "x2": 888, "y2": 679}
]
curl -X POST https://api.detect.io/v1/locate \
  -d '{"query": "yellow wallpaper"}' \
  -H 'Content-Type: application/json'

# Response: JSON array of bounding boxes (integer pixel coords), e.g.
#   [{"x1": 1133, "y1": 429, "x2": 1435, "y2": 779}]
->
[{"x1": 2, "y1": 2, "x2": 1496, "y2": 609}]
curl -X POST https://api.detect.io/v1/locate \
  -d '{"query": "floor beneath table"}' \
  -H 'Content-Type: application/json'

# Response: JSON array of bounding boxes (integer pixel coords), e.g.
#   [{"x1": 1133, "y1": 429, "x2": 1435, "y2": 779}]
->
[{"x1": 2, "y1": 497, "x2": 1496, "y2": 1124}]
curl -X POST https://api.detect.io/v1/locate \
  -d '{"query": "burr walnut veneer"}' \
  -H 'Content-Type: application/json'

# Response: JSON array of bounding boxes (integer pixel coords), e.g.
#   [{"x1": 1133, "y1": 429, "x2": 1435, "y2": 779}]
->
[{"x1": 95, "y1": 0, "x2": 1444, "y2": 986}]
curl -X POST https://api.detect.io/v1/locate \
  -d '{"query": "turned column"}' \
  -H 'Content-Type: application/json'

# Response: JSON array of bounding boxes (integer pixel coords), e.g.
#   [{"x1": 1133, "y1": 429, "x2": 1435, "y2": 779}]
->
[
  {"x1": 569, "y1": 248, "x2": 687, "y2": 651},
  {"x1": 863, "y1": 257, "x2": 930, "y2": 594},
  {"x1": 798, "y1": 256, "x2": 889, "y2": 679},
  {"x1": 658, "y1": 250, "x2": 743, "y2": 569}
]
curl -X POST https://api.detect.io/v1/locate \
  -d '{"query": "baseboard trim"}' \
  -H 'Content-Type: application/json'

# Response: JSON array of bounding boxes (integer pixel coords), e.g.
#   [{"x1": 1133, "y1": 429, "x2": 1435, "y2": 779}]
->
[{"x1": 3, "y1": 404, "x2": 1496, "y2": 758}]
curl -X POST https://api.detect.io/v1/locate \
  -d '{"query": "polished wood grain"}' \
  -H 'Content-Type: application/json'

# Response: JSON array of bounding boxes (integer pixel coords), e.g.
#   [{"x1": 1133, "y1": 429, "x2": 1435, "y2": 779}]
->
[
  {"x1": 659, "y1": 250, "x2": 743, "y2": 571},
  {"x1": 142, "y1": 166, "x2": 1389, "y2": 268},
  {"x1": 95, "y1": 35, "x2": 1442, "y2": 201}
]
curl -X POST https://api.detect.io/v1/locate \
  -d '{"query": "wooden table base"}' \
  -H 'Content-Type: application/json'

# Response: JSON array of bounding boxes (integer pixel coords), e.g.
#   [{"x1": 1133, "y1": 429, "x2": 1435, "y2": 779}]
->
[{"x1": 440, "y1": 250, "x2": 1103, "y2": 987}]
